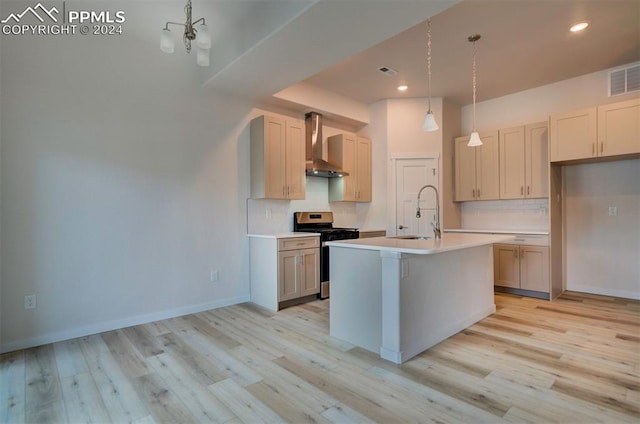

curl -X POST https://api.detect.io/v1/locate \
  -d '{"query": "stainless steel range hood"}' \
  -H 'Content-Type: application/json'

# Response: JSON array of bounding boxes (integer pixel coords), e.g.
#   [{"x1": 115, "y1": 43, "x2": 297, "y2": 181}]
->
[{"x1": 305, "y1": 112, "x2": 348, "y2": 178}]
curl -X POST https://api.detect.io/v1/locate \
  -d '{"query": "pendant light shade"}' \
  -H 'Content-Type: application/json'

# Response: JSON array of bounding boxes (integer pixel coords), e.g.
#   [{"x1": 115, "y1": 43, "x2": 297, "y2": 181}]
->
[
  {"x1": 423, "y1": 19, "x2": 439, "y2": 132},
  {"x1": 467, "y1": 34, "x2": 482, "y2": 147},
  {"x1": 160, "y1": 28, "x2": 175, "y2": 53},
  {"x1": 196, "y1": 23, "x2": 211, "y2": 49},
  {"x1": 468, "y1": 131, "x2": 482, "y2": 147},
  {"x1": 422, "y1": 112, "x2": 439, "y2": 131},
  {"x1": 196, "y1": 47, "x2": 210, "y2": 67}
]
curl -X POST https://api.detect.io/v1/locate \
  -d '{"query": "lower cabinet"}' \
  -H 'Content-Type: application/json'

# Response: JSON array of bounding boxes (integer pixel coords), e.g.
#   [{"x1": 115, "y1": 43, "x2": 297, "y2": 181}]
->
[
  {"x1": 494, "y1": 244, "x2": 549, "y2": 293},
  {"x1": 249, "y1": 235, "x2": 320, "y2": 311},
  {"x1": 278, "y1": 246, "x2": 320, "y2": 302}
]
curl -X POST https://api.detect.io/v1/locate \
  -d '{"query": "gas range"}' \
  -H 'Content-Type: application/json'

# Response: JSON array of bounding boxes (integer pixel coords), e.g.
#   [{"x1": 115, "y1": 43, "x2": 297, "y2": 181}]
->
[{"x1": 293, "y1": 212, "x2": 359, "y2": 241}]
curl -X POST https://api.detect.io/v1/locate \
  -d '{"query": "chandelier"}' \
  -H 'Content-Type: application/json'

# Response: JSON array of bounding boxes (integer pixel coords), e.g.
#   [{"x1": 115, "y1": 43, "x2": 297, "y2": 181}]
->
[{"x1": 160, "y1": 0, "x2": 211, "y2": 67}]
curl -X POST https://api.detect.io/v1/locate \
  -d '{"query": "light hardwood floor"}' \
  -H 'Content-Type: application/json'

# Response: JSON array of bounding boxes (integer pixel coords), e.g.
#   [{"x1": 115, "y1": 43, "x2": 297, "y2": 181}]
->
[{"x1": 1, "y1": 292, "x2": 639, "y2": 423}]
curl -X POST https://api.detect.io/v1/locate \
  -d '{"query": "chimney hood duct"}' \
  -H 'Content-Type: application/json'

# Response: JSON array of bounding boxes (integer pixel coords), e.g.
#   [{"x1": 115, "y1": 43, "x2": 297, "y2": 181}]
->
[{"x1": 305, "y1": 112, "x2": 348, "y2": 178}]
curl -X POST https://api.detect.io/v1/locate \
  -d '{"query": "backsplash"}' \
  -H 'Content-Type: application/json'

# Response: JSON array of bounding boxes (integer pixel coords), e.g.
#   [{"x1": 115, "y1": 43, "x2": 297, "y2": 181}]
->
[
  {"x1": 460, "y1": 198, "x2": 549, "y2": 231},
  {"x1": 247, "y1": 177, "x2": 359, "y2": 234}
]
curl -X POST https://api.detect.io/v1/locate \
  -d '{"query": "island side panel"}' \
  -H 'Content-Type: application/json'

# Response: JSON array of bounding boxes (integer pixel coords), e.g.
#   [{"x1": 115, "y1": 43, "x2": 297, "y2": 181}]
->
[
  {"x1": 329, "y1": 246, "x2": 383, "y2": 353},
  {"x1": 389, "y1": 245, "x2": 496, "y2": 363}
]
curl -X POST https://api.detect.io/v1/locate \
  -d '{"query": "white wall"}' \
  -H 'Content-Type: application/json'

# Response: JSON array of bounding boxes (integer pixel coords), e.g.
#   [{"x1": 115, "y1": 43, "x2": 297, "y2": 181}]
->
[
  {"x1": 0, "y1": 3, "x2": 255, "y2": 352},
  {"x1": 564, "y1": 159, "x2": 640, "y2": 299},
  {"x1": 374, "y1": 98, "x2": 445, "y2": 234}
]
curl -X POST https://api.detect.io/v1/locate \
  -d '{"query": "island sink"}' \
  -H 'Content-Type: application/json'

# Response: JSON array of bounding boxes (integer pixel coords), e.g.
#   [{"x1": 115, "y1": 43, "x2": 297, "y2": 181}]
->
[{"x1": 388, "y1": 235, "x2": 432, "y2": 240}]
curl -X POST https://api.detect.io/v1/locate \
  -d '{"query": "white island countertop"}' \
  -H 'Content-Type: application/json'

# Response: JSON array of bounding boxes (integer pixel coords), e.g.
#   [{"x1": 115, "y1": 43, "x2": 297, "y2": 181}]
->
[{"x1": 326, "y1": 233, "x2": 514, "y2": 255}]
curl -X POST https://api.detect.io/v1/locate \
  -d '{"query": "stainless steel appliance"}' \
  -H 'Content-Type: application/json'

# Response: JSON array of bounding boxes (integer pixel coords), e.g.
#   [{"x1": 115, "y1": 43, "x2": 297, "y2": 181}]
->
[{"x1": 293, "y1": 211, "x2": 359, "y2": 299}]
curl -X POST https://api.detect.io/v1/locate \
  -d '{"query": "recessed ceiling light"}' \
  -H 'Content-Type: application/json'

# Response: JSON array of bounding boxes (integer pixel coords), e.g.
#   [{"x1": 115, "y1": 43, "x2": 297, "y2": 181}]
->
[
  {"x1": 570, "y1": 21, "x2": 589, "y2": 32},
  {"x1": 397, "y1": 85, "x2": 408, "y2": 92}
]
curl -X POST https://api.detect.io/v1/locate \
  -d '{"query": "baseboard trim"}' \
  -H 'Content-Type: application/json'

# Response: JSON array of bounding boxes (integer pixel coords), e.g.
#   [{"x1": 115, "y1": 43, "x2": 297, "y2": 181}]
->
[
  {"x1": 0, "y1": 295, "x2": 250, "y2": 354},
  {"x1": 566, "y1": 285, "x2": 640, "y2": 300}
]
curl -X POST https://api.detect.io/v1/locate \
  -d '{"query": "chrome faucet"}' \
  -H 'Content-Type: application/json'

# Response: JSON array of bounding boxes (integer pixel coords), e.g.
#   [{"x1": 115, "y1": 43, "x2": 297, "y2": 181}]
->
[{"x1": 416, "y1": 184, "x2": 441, "y2": 239}]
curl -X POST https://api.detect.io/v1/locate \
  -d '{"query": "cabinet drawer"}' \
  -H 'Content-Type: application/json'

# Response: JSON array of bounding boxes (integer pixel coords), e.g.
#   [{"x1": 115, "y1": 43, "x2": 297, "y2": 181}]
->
[
  {"x1": 502, "y1": 235, "x2": 549, "y2": 246},
  {"x1": 278, "y1": 237, "x2": 319, "y2": 251}
]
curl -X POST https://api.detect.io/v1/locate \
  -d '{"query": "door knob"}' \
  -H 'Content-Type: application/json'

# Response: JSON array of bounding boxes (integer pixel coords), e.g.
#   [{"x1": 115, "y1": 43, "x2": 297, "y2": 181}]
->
[{"x1": 398, "y1": 225, "x2": 407, "y2": 229}]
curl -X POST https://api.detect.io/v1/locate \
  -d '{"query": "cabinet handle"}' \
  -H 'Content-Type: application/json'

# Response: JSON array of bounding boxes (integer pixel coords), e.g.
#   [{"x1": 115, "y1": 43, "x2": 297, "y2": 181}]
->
[
  {"x1": 288, "y1": 186, "x2": 291, "y2": 196},
  {"x1": 527, "y1": 186, "x2": 531, "y2": 195},
  {"x1": 592, "y1": 143, "x2": 596, "y2": 156},
  {"x1": 514, "y1": 249, "x2": 518, "y2": 259},
  {"x1": 477, "y1": 189, "x2": 481, "y2": 198},
  {"x1": 600, "y1": 142, "x2": 604, "y2": 154},
  {"x1": 282, "y1": 186, "x2": 286, "y2": 196},
  {"x1": 521, "y1": 186, "x2": 524, "y2": 195},
  {"x1": 472, "y1": 189, "x2": 475, "y2": 198}
]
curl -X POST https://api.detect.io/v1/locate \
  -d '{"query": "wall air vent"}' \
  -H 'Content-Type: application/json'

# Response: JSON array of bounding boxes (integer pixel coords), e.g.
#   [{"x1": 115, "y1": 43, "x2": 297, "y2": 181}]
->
[
  {"x1": 609, "y1": 64, "x2": 640, "y2": 96},
  {"x1": 378, "y1": 66, "x2": 398, "y2": 77}
]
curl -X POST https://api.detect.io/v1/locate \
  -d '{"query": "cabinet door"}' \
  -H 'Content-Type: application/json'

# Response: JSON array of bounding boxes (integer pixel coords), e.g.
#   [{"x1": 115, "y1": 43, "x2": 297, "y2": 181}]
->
[
  {"x1": 476, "y1": 131, "x2": 500, "y2": 200},
  {"x1": 520, "y1": 246, "x2": 550, "y2": 292},
  {"x1": 263, "y1": 116, "x2": 287, "y2": 199},
  {"x1": 278, "y1": 250, "x2": 299, "y2": 302},
  {"x1": 454, "y1": 136, "x2": 477, "y2": 201},
  {"x1": 328, "y1": 133, "x2": 357, "y2": 201},
  {"x1": 299, "y1": 248, "x2": 320, "y2": 296},
  {"x1": 493, "y1": 244, "x2": 520, "y2": 288},
  {"x1": 598, "y1": 98, "x2": 640, "y2": 157},
  {"x1": 355, "y1": 137, "x2": 372, "y2": 202},
  {"x1": 499, "y1": 126, "x2": 526, "y2": 199},
  {"x1": 525, "y1": 122, "x2": 549, "y2": 198},
  {"x1": 549, "y1": 107, "x2": 597, "y2": 161},
  {"x1": 285, "y1": 119, "x2": 306, "y2": 199}
]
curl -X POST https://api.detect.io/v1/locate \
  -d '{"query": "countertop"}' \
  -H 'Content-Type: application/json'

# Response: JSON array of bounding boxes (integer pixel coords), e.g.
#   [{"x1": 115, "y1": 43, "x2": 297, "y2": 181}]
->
[
  {"x1": 326, "y1": 233, "x2": 515, "y2": 255},
  {"x1": 247, "y1": 232, "x2": 319, "y2": 239},
  {"x1": 444, "y1": 228, "x2": 549, "y2": 236}
]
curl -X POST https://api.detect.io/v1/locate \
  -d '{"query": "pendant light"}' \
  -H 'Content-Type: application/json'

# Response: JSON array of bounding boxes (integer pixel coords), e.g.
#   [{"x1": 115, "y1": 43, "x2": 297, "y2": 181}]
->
[
  {"x1": 467, "y1": 34, "x2": 482, "y2": 146},
  {"x1": 422, "y1": 19, "x2": 439, "y2": 132}
]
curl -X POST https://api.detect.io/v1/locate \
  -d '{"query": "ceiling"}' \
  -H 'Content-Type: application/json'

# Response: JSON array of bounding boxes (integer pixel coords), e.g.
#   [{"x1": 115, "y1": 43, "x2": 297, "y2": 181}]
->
[{"x1": 301, "y1": 0, "x2": 640, "y2": 106}]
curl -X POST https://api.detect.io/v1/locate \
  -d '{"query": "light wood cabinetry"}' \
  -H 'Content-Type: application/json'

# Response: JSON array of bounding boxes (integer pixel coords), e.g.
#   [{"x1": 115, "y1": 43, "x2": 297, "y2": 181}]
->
[
  {"x1": 250, "y1": 115, "x2": 305, "y2": 199},
  {"x1": 597, "y1": 98, "x2": 640, "y2": 157},
  {"x1": 494, "y1": 244, "x2": 549, "y2": 293},
  {"x1": 454, "y1": 131, "x2": 499, "y2": 201},
  {"x1": 277, "y1": 237, "x2": 320, "y2": 302},
  {"x1": 250, "y1": 235, "x2": 320, "y2": 311},
  {"x1": 499, "y1": 122, "x2": 548, "y2": 199},
  {"x1": 549, "y1": 98, "x2": 640, "y2": 162},
  {"x1": 328, "y1": 134, "x2": 372, "y2": 202}
]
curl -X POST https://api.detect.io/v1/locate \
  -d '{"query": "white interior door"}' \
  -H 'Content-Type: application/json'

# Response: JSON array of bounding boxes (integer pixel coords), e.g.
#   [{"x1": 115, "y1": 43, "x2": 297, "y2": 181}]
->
[{"x1": 395, "y1": 158, "x2": 438, "y2": 236}]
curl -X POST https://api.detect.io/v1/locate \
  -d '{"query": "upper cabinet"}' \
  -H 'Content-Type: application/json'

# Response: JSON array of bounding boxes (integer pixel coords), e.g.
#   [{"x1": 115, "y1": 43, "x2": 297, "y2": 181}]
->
[
  {"x1": 250, "y1": 115, "x2": 305, "y2": 200},
  {"x1": 598, "y1": 98, "x2": 640, "y2": 157},
  {"x1": 454, "y1": 131, "x2": 500, "y2": 201},
  {"x1": 328, "y1": 134, "x2": 372, "y2": 202},
  {"x1": 549, "y1": 98, "x2": 640, "y2": 162},
  {"x1": 499, "y1": 122, "x2": 548, "y2": 199}
]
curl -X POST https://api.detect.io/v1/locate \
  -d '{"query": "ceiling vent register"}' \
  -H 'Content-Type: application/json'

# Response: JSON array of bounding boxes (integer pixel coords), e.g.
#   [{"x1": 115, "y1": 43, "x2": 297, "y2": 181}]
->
[{"x1": 609, "y1": 64, "x2": 640, "y2": 96}]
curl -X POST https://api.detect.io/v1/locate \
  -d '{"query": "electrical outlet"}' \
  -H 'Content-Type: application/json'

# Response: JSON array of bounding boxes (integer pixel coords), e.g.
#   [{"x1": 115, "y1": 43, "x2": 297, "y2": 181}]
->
[
  {"x1": 210, "y1": 270, "x2": 219, "y2": 282},
  {"x1": 24, "y1": 294, "x2": 36, "y2": 310},
  {"x1": 265, "y1": 209, "x2": 272, "y2": 220},
  {"x1": 608, "y1": 206, "x2": 618, "y2": 216}
]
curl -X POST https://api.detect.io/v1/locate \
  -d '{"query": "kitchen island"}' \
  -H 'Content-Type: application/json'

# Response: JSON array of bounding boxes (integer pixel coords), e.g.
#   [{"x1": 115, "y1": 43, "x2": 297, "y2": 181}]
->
[{"x1": 326, "y1": 233, "x2": 514, "y2": 364}]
